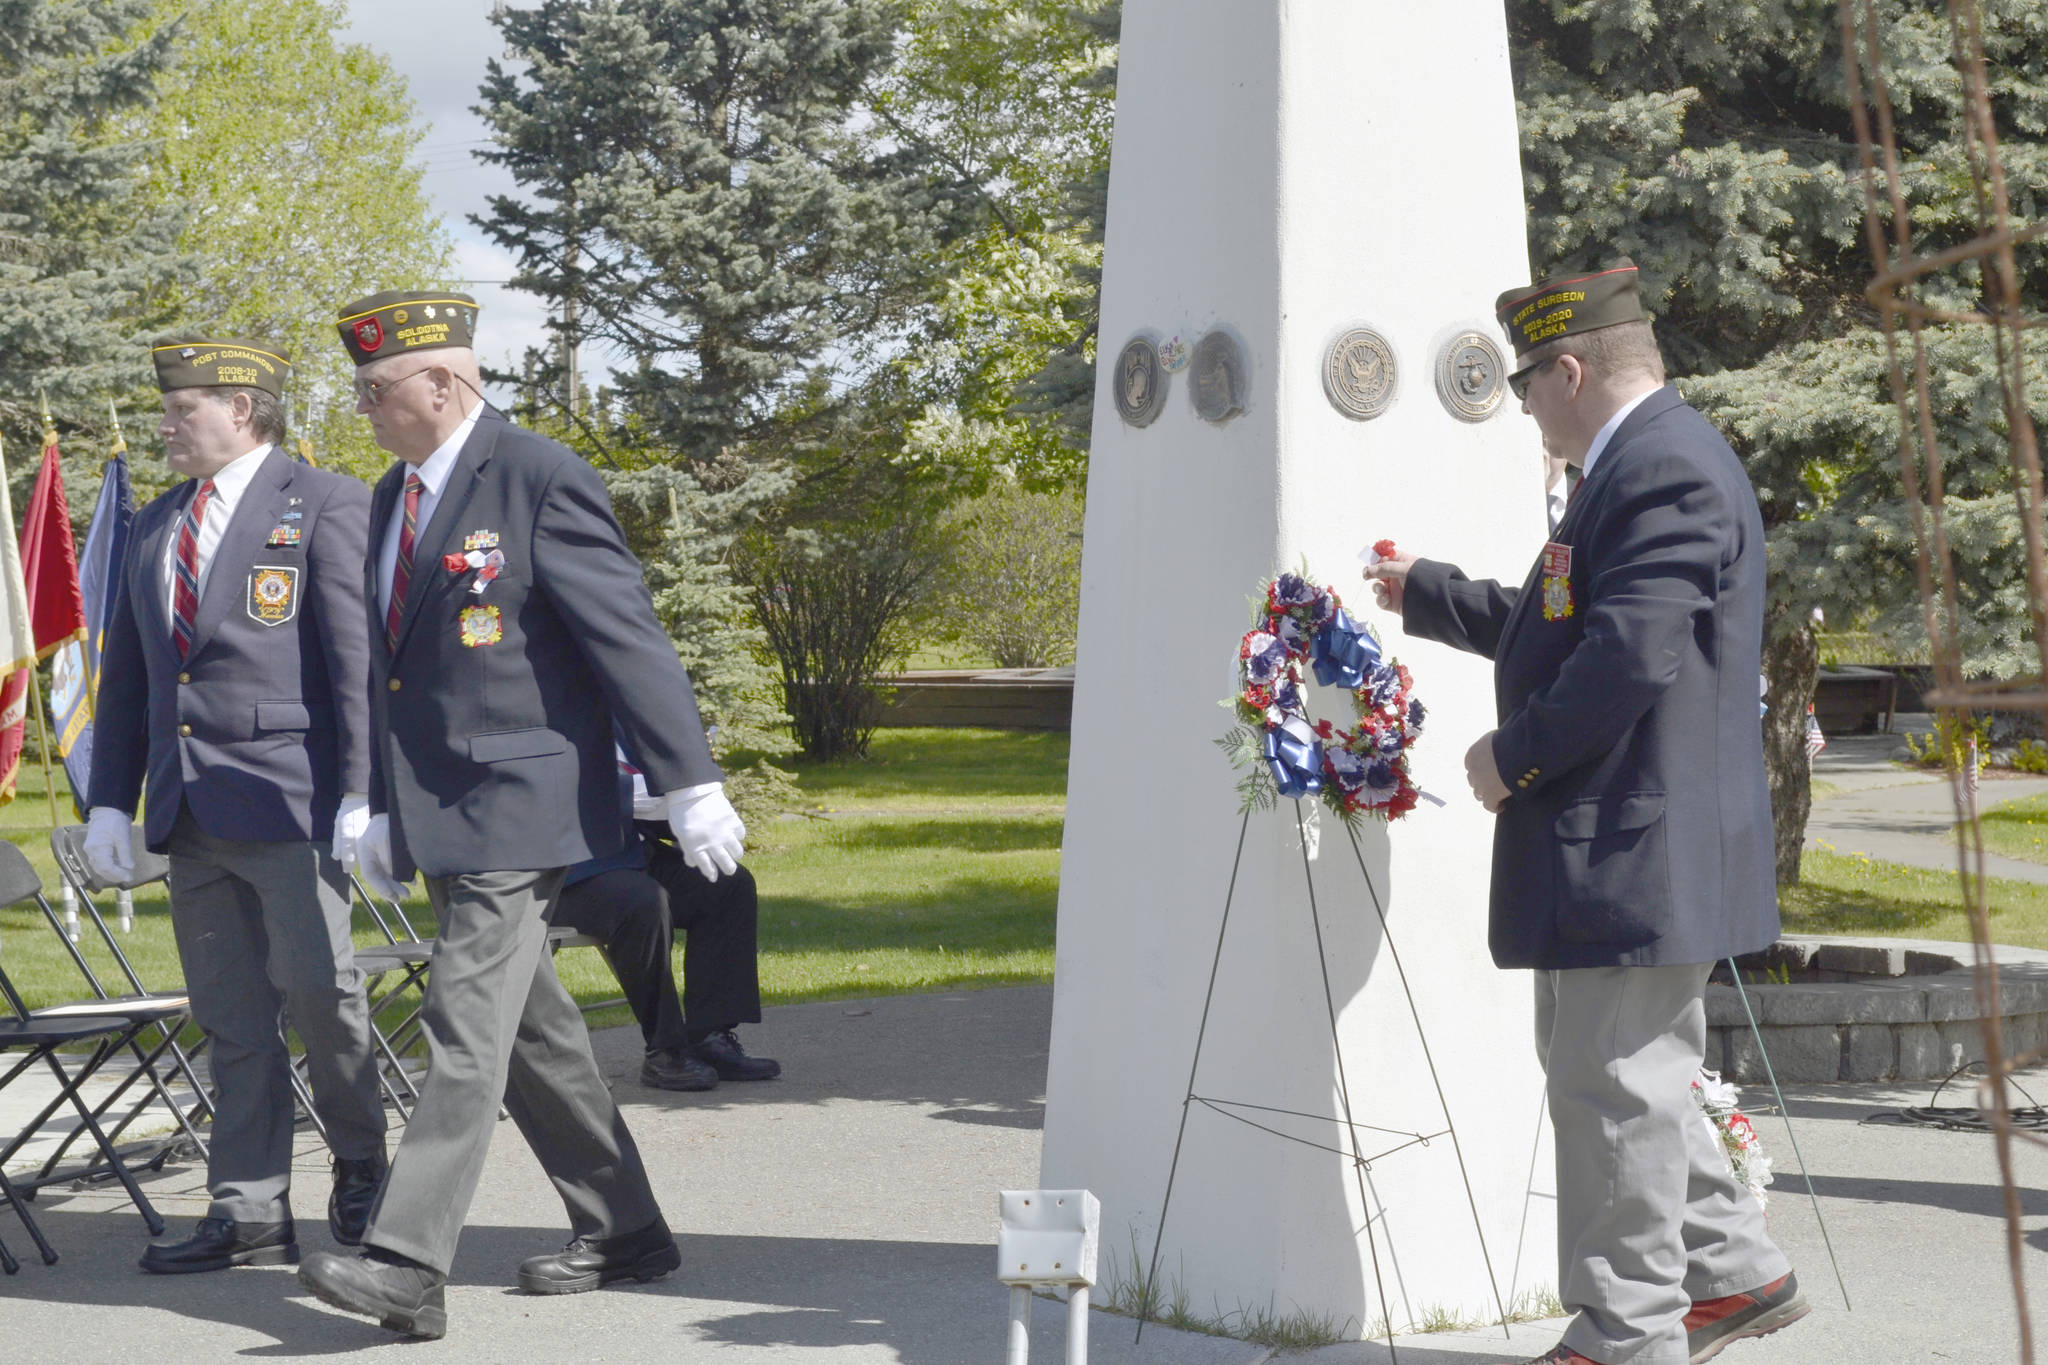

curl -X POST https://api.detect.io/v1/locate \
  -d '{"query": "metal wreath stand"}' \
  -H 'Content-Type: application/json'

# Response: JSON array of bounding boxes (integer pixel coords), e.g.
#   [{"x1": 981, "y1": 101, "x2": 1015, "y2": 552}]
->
[{"x1": 1135, "y1": 799, "x2": 1850, "y2": 1358}]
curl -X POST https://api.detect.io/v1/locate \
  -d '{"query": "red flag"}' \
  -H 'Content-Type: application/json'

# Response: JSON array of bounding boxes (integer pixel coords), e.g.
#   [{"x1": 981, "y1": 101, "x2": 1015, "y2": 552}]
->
[
  {"x1": 0, "y1": 434, "x2": 38, "y2": 802},
  {"x1": 22, "y1": 427, "x2": 86, "y2": 660}
]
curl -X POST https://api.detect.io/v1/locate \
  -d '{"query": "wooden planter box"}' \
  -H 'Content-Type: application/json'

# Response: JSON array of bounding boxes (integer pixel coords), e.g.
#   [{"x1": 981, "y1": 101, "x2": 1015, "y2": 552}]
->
[{"x1": 876, "y1": 668, "x2": 1074, "y2": 731}]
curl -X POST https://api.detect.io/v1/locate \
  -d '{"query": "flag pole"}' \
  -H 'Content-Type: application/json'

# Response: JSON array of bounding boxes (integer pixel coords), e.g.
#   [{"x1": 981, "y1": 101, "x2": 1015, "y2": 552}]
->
[
  {"x1": 104, "y1": 401, "x2": 134, "y2": 930},
  {"x1": 30, "y1": 401, "x2": 62, "y2": 835}
]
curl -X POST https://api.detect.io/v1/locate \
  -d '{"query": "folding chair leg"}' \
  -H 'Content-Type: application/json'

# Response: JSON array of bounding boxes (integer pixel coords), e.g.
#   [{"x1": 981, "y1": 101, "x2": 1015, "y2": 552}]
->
[
  {"x1": 120, "y1": 1029, "x2": 211, "y2": 1156},
  {"x1": 39, "y1": 1049, "x2": 164, "y2": 1235},
  {"x1": 0, "y1": 1166, "x2": 56, "y2": 1266},
  {"x1": 26, "y1": 1024, "x2": 181, "y2": 1187}
]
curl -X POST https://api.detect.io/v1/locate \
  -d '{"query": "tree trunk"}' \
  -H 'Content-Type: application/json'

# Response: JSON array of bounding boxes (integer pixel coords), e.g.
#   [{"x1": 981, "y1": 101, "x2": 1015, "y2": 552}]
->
[{"x1": 1761, "y1": 617, "x2": 1820, "y2": 884}]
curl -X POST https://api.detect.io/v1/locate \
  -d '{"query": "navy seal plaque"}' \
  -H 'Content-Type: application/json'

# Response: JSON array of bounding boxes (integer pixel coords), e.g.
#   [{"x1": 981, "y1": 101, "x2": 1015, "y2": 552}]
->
[{"x1": 1323, "y1": 327, "x2": 1397, "y2": 421}]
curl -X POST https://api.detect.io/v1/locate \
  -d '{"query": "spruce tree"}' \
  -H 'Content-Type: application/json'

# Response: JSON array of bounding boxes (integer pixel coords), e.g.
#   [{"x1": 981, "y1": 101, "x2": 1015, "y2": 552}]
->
[
  {"x1": 1504, "y1": 0, "x2": 2048, "y2": 881},
  {"x1": 602, "y1": 452, "x2": 802, "y2": 822},
  {"x1": 0, "y1": 0, "x2": 184, "y2": 448},
  {"x1": 475, "y1": 0, "x2": 974, "y2": 461}
]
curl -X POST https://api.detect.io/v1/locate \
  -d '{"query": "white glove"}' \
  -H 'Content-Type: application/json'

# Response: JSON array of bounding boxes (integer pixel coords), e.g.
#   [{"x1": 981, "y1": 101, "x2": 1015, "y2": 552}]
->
[
  {"x1": 665, "y1": 783, "x2": 745, "y2": 882},
  {"x1": 330, "y1": 793, "x2": 371, "y2": 865},
  {"x1": 353, "y1": 813, "x2": 411, "y2": 903},
  {"x1": 83, "y1": 806, "x2": 136, "y2": 885}
]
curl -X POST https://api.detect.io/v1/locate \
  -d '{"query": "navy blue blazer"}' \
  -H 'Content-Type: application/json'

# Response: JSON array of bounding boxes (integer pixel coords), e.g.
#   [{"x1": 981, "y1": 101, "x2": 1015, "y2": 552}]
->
[
  {"x1": 1402, "y1": 387, "x2": 1779, "y2": 970},
  {"x1": 366, "y1": 409, "x2": 722, "y2": 879},
  {"x1": 88, "y1": 448, "x2": 374, "y2": 850}
]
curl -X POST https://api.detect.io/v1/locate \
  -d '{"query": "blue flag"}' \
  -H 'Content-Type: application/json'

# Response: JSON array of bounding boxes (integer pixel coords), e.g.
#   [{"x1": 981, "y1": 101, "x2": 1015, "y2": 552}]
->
[{"x1": 56, "y1": 445, "x2": 135, "y2": 811}]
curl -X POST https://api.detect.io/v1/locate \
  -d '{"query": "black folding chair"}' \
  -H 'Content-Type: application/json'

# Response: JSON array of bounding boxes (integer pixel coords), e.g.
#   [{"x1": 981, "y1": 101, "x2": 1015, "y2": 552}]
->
[
  {"x1": 43, "y1": 827, "x2": 215, "y2": 1169},
  {"x1": 0, "y1": 842, "x2": 166, "y2": 1244},
  {"x1": 346, "y1": 878, "x2": 610, "y2": 1122},
  {"x1": 340, "y1": 874, "x2": 442, "y2": 1120}
]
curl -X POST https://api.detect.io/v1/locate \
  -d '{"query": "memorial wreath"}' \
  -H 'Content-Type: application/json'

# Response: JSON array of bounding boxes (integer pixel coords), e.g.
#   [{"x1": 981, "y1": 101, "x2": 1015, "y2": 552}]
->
[{"x1": 1219, "y1": 549, "x2": 1425, "y2": 822}]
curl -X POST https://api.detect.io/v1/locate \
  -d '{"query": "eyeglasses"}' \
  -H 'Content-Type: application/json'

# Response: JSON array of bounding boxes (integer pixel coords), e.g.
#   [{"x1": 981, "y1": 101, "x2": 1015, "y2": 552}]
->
[
  {"x1": 352, "y1": 366, "x2": 437, "y2": 408},
  {"x1": 1507, "y1": 356, "x2": 1559, "y2": 403}
]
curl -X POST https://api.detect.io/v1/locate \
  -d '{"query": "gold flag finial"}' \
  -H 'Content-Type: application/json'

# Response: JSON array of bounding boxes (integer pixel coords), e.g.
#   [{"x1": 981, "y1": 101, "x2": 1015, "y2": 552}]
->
[
  {"x1": 108, "y1": 398, "x2": 127, "y2": 456},
  {"x1": 38, "y1": 390, "x2": 55, "y2": 446}
]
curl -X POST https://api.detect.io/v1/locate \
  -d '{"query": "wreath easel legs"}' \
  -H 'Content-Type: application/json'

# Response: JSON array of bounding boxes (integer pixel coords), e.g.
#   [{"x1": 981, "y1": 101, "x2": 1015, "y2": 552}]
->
[{"x1": 1135, "y1": 801, "x2": 1512, "y2": 1355}]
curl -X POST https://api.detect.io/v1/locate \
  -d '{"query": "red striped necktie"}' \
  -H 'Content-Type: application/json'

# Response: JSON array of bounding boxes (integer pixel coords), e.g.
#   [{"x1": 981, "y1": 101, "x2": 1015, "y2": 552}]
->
[
  {"x1": 385, "y1": 473, "x2": 423, "y2": 652},
  {"x1": 171, "y1": 479, "x2": 215, "y2": 660}
]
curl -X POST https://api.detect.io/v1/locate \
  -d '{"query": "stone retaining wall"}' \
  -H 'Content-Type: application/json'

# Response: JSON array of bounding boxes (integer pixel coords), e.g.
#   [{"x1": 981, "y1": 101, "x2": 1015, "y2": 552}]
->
[{"x1": 1704, "y1": 936, "x2": 2048, "y2": 1083}]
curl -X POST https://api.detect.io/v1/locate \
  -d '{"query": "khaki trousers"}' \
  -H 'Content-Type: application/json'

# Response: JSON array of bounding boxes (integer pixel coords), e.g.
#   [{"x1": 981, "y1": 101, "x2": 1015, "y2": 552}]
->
[{"x1": 1537, "y1": 963, "x2": 1790, "y2": 1364}]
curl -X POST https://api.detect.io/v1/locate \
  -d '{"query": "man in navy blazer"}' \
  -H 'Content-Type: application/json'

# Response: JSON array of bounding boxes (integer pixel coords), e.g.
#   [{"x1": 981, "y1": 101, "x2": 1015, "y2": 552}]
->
[
  {"x1": 297, "y1": 291, "x2": 745, "y2": 1340},
  {"x1": 85, "y1": 336, "x2": 387, "y2": 1273},
  {"x1": 1365, "y1": 264, "x2": 1806, "y2": 1365}
]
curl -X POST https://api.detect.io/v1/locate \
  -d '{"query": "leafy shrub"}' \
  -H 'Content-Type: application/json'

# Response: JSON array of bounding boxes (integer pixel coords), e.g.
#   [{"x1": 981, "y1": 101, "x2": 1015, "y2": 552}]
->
[{"x1": 932, "y1": 482, "x2": 1082, "y2": 668}]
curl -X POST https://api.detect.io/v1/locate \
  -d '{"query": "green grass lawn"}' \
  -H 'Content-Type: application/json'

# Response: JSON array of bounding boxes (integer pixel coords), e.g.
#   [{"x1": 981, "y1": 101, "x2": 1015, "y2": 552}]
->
[
  {"x1": 0, "y1": 729, "x2": 1065, "y2": 1027},
  {"x1": 12, "y1": 721, "x2": 2038, "y2": 1031},
  {"x1": 1965, "y1": 791, "x2": 2048, "y2": 867},
  {"x1": 1785, "y1": 845, "x2": 2048, "y2": 949}
]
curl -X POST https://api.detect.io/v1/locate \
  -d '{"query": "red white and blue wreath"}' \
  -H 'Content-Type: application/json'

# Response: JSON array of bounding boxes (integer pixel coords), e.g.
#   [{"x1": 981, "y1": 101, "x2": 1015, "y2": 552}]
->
[{"x1": 1218, "y1": 549, "x2": 1426, "y2": 822}]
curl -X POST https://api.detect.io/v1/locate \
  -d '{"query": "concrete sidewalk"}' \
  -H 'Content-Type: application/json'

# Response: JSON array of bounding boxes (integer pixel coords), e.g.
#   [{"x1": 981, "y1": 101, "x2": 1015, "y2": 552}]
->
[
  {"x1": 1808, "y1": 729, "x2": 2048, "y2": 883},
  {"x1": 2, "y1": 985, "x2": 2044, "y2": 1362}
]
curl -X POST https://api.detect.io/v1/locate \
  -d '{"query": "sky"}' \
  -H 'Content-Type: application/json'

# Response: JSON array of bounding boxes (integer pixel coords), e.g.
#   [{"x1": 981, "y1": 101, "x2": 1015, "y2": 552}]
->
[{"x1": 338, "y1": 1, "x2": 549, "y2": 408}]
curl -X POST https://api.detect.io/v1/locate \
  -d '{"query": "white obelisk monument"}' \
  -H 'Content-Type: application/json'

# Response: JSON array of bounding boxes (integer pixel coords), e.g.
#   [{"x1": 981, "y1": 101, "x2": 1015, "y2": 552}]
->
[{"x1": 1041, "y1": 0, "x2": 1557, "y2": 1331}]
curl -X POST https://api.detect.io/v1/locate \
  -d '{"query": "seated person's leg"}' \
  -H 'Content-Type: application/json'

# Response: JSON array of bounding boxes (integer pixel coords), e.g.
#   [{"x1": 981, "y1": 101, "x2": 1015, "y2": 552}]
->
[
  {"x1": 552, "y1": 867, "x2": 715, "y2": 1091},
  {"x1": 644, "y1": 844, "x2": 780, "y2": 1081}
]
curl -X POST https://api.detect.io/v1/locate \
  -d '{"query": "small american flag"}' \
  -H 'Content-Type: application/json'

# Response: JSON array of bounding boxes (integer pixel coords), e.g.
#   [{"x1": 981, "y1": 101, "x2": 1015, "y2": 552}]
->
[{"x1": 1804, "y1": 704, "x2": 1826, "y2": 759}]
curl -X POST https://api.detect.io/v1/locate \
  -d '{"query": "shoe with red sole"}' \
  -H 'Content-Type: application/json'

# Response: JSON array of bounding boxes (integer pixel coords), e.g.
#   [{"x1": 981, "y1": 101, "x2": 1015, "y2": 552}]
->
[{"x1": 1686, "y1": 1271, "x2": 1810, "y2": 1362}]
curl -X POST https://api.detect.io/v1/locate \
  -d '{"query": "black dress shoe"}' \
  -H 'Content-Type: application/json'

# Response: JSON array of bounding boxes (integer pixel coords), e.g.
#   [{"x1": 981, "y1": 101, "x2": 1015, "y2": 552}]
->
[
  {"x1": 641, "y1": 1047, "x2": 718, "y2": 1091},
  {"x1": 299, "y1": 1247, "x2": 447, "y2": 1339},
  {"x1": 328, "y1": 1150, "x2": 388, "y2": 1246},
  {"x1": 686, "y1": 1028, "x2": 781, "y2": 1081},
  {"x1": 517, "y1": 1220, "x2": 681, "y2": 1295},
  {"x1": 139, "y1": 1216, "x2": 297, "y2": 1274}
]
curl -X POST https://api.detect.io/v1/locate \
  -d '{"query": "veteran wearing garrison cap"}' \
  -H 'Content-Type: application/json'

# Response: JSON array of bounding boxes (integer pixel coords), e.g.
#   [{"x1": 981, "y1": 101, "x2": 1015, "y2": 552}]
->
[
  {"x1": 1363, "y1": 263, "x2": 1806, "y2": 1365},
  {"x1": 296, "y1": 290, "x2": 740, "y2": 1340},
  {"x1": 84, "y1": 337, "x2": 388, "y2": 1274}
]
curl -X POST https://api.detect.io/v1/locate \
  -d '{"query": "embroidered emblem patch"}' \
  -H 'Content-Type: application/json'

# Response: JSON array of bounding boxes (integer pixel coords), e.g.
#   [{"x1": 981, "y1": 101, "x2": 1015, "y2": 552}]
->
[
  {"x1": 247, "y1": 566, "x2": 299, "y2": 626},
  {"x1": 266, "y1": 524, "x2": 301, "y2": 547},
  {"x1": 353, "y1": 317, "x2": 383, "y2": 352},
  {"x1": 458, "y1": 604, "x2": 503, "y2": 647},
  {"x1": 1540, "y1": 541, "x2": 1574, "y2": 622}
]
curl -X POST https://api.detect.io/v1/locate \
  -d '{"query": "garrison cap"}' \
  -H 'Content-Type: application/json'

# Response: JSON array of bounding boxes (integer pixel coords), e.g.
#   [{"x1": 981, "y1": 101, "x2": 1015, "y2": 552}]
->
[
  {"x1": 151, "y1": 337, "x2": 291, "y2": 397},
  {"x1": 1494, "y1": 260, "x2": 1647, "y2": 363},
  {"x1": 336, "y1": 290, "x2": 480, "y2": 365}
]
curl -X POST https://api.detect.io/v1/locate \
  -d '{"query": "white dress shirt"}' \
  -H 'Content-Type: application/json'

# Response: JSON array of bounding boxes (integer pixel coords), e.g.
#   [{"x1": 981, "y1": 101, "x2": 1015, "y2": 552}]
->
[
  {"x1": 160, "y1": 441, "x2": 273, "y2": 621},
  {"x1": 375, "y1": 407, "x2": 480, "y2": 616},
  {"x1": 1578, "y1": 386, "x2": 1660, "y2": 483}
]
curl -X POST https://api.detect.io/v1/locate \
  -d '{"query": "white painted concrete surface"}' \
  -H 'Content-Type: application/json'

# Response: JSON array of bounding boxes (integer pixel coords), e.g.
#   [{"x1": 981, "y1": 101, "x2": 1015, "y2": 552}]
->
[{"x1": 1041, "y1": 0, "x2": 1557, "y2": 1333}]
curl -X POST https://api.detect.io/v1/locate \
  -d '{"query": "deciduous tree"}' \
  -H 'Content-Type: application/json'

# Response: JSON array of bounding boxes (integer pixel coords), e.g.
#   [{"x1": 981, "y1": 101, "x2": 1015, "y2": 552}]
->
[{"x1": 130, "y1": 0, "x2": 453, "y2": 480}]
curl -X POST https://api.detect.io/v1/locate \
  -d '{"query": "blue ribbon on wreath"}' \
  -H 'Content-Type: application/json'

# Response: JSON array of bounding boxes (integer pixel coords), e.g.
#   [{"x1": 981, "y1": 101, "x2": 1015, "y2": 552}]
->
[
  {"x1": 1263, "y1": 714, "x2": 1324, "y2": 798},
  {"x1": 1310, "y1": 607, "x2": 1380, "y2": 689}
]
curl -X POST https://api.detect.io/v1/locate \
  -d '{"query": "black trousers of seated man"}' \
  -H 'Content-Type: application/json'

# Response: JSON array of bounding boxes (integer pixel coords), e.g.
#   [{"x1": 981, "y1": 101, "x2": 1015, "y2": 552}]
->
[{"x1": 552, "y1": 841, "x2": 763, "y2": 1054}]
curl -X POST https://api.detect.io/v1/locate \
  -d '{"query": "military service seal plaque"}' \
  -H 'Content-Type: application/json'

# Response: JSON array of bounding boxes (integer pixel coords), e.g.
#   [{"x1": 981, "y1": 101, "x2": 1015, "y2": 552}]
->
[
  {"x1": 1190, "y1": 331, "x2": 1245, "y2": 424},
  {"x1": 1323, "y1": 327, "x2": 1397, "y2": 421},
  {"x1": 1113, "y1": 336, "x2": 1167, "y2": 428},
  {"x1": 1435, "y1": 331, "x2": 1507, "y2": 423}
]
